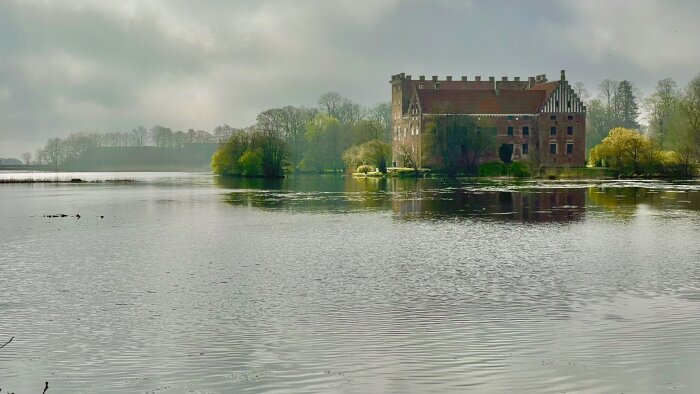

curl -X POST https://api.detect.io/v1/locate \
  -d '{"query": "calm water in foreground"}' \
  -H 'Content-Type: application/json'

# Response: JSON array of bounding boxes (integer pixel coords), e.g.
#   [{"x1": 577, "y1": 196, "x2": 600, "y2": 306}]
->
[{"x1": 1, "y1": 172, "x2": 700, "y2": 393}]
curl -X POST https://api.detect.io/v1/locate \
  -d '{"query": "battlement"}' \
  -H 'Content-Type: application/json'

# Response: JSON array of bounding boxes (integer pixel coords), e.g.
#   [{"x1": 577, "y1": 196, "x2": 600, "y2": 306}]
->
[{"x1": 391, "y1": 72, "x2": 554, "y2": 85}]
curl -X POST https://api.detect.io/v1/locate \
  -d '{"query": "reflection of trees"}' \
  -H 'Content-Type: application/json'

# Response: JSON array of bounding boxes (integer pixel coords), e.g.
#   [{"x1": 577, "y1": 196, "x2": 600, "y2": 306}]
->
[
  {"x1": 217, "y1": 176, "x2": 395, "y2": 213},
  {"x1": 587, "y1": 186, "x2": 700, "y2": 217},
  {"x1": 216, "y1": 176, "x2": 589, "y2": 222},
  {"x1": 216, "y1": 176, "x2": 699, "y2": 221}
]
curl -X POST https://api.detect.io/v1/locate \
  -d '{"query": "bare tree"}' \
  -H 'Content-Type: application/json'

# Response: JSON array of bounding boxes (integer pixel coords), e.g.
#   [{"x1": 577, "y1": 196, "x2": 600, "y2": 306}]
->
[
  {"x1": 573, "y1": 82, "x2": 590, "y2": 103},
  {"x1": 645, "y1": 78, "x2": 680, "y2": 145},
  {"x1": 21, "y1": 152, "x2": 32, "y2": 165},
  {"x1": 318, "y1": 91, "x2": 342, "y2": 118},
  {"x1": 131, "y1": 126, "x2": 147, "y2": 146}
]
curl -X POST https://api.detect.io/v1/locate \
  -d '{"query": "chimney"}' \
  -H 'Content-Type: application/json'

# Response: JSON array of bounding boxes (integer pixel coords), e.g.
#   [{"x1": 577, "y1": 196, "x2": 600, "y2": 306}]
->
[
  {"x1": 528, "y1": 76, "x2": 535, "y2": 87},
  {"x1": 488, "y1": 76, "x2": 495, "y2": 82},
  {"x1": 560, "y1": 69, "x2": 566, "y2": 81},
  {"x1": 419, "y1": 75, "x2": 425, "y2": 81},
  {"x1": 502, "y1": 76, "x2": 508, "y2": 82},
  {"x1": 446, "y1": 76, "x2": 452, "y2": 81},
  {"x1": 514, "y1": 77, "x2": 520, "y2": 82},
  {"x1": 406, "y1": 75, "x2": 412, "y2": 80},
  {"x1": 432, "y1": 75, "x2": 438, "y2": 81},
  {"x1": 461, "y1": 76, "x2": 468, "y2": 81},
  {"x1": 475, "y1": 76, "x2": 481, "y2": 82}
]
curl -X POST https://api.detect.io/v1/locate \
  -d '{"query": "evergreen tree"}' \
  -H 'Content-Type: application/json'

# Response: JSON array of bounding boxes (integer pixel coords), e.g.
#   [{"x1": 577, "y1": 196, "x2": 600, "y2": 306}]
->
[{"x1": 614, "y1": 80, "x2": 640, "y2": 129}]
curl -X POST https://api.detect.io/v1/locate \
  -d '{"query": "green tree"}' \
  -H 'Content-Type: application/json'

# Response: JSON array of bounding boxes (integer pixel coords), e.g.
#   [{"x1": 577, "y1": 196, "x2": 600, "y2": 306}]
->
[
  {"x1": 211, "y1": 130, "x2": 250, "y2": 175},
  {"x1": 303, "y1": 114, "x2": 344, "y2": 172},
  {"x1": 423, "y1": 115, "x2": 496, "y2": 175},
  {"x1": 255, "y1": 130, "x2": 286, "y2": 177},
  {"x1": 645, "y1": 78, "x2": 680, "y2": 147},
  {"x1": 351, "y1": 119, "x2": 385, "y2": 145},
  {"x1": 680, "y1": 73, "x2": 700, "y2": 149},
  {"x1": 589, "y1": 127, "x2": 650, "y2": 174},
  {"x1": 238, "y1": 149, "x2": 263, "y2": 176},
  {"x1": 614, "y1": 80, "x2": 640, "y2": 129}
]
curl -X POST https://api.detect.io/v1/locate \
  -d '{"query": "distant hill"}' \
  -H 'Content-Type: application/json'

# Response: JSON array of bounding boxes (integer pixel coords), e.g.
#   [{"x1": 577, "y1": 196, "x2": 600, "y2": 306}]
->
[
  {"x1": 61, "y1": 144, "x2": 219, "y2": 171},
  {"x1": 0, "y1": 157, "x2": 23, "y2": 166}
]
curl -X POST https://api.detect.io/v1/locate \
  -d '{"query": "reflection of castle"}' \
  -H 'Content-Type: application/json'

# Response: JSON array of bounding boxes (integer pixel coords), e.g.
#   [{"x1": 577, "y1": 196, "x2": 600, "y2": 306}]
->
[
  {"x1": 390, "y1": 71, "x2": 586, "y2": 168},
  {"x1": 390, "y1": 180, "x2": 586, "y2": 222}
]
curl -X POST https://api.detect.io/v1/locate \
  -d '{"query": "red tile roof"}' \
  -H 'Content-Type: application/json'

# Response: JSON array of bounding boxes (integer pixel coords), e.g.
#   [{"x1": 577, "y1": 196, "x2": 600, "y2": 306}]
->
[
  {"x1": 527, "y1": 81, "x2": 560, "y2": 94},
  {"x1": 417, "y1": 88, "x2": 548, "y2": 114}
]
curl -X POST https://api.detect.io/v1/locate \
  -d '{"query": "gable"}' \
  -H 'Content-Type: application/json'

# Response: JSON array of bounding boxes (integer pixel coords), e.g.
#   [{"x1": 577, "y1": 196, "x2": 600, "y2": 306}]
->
[{"x1": 540, "y1": 81, "x2": 585, "y2": 113}]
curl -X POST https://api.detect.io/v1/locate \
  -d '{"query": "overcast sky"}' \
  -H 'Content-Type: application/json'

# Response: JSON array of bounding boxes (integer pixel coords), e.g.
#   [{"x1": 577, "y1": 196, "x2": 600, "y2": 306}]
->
[{"x1": 1, "y1": 0, "x2": 699, "y2": 157}]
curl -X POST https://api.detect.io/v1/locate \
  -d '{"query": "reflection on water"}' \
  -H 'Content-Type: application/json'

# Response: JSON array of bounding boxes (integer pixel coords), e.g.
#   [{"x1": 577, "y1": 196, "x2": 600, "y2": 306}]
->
[
  {"x1": 1, "y1": 173, "x2": 700, "y2": 393},
  {"x1": 217, "y1": 176, "x2": 700, "y2": 222}
]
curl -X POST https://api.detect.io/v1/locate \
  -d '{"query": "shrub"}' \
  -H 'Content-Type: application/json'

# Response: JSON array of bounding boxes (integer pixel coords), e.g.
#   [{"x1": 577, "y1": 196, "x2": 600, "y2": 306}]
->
[
  {"x1": 356, "y1": 164, "x2": 373, "y2": 174},
  {"x1": 238, "y1": 149, "x2": 263, "y2": 176}
]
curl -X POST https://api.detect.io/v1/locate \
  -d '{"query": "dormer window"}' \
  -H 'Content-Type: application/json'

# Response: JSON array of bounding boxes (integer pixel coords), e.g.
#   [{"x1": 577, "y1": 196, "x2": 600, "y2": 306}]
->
[{"x1": 435, "y1": 82, "x2": 440, "y2": 91}]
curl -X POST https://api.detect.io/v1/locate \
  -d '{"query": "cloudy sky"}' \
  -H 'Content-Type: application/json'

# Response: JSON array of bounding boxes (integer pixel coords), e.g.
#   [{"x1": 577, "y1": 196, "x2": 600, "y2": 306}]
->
[{"x1": 1, "y1": 0, "x2": 699, "y2": 157}]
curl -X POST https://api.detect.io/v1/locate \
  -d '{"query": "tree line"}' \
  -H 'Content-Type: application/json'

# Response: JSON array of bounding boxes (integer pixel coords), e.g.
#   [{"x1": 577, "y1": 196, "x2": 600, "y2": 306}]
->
[
  {"x1": 211, "y1": 92, "x2": 392, "y2": 177},
  {"x1": 31, "y1": 126, "x2": 229, "y2": 167},
  {"x1": 584, "y1": 73, "x2": 700, "y2": 176}
]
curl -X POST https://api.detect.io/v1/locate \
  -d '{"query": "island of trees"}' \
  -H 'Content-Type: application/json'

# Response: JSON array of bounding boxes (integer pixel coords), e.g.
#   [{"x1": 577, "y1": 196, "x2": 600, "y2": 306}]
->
[{"x1": 210, "y1": 92, "x2": 392, "y2": 177}]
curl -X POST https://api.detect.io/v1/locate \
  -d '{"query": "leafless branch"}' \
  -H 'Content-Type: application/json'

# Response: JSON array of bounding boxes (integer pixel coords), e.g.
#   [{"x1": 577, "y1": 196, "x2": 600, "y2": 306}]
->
[{"x1": 0, "y1": 336, "x2": 13, "y2": 351}]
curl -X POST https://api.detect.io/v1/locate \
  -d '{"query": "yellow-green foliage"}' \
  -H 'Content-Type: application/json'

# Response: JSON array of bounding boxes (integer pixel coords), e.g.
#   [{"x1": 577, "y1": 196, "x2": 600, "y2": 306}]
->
[
  {"x1": 210, "y1": 131, "x2": 251, "y2": 176},
  {"x1": 589, "y1": 127, "x2": 687, "y2": 175},
  {"x1": 343, "y1": 139, "x2": 391, "y2": 173},
  {"x1": 211, "y1": 146, "x2": 234, "y2": 174},
  {"x1": 238, "y1": 149, "x2": 263, "y2": 176},
  {"x1": 356, "y1": 164, "x2": 373, "y2": 174}
]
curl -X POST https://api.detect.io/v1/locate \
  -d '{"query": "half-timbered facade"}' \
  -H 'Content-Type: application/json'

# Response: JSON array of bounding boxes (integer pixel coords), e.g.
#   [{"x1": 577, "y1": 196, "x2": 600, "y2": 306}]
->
[{"x1": 390, "y1": 70, "x2": 586, "y2": 168}]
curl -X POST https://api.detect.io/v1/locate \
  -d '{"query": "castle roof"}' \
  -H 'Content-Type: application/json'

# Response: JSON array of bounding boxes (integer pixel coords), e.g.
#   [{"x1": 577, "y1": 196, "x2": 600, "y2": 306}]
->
[{"x1": 417, "y1": 83, "x2": 557, "y2": 114}]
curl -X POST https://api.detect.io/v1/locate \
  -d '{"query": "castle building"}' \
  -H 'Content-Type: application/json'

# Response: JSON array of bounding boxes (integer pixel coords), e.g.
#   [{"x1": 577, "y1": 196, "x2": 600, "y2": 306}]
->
[{"x1": 390, "y1": 70, "x2": 586, "y2": 169}]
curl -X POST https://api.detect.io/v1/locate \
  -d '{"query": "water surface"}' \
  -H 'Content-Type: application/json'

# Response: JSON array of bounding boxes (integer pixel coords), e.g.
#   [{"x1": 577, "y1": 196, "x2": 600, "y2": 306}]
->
[{"x1": 1, "y1": 173, "x2": 699, "y2": 393}]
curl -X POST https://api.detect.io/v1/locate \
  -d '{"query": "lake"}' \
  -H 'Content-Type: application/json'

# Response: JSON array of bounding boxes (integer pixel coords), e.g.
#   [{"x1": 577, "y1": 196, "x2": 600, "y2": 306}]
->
[{"x1": 1, "y1": 172, "x2": 699, "y2": 393}]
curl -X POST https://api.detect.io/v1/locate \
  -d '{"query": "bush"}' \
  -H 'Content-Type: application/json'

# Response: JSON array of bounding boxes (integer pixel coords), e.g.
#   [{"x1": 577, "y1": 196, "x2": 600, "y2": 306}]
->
[
  {"x1": 509, "y1": 162, "x2": 531, "y2": 178},
  {"x1": 478, "y1": 161, "x2": 531, "y2": 177},
  {"x1": 238, "y1": 149, "x2": 263, "y2": 176},
  {"x1": 356, "y1": 164, "x2": 373, "y2": 174}
]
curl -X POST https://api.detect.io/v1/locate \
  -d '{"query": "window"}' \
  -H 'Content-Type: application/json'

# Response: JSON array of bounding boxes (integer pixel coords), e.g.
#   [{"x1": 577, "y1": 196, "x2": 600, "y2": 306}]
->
[
  {"x1": 522, "y1": 126, "x2": 529, "y2": 136},
  {"x1": 550, "y1": 115, "x2": 557, "y2": 120},
  {"x1": 567, "y1": 100, "x2": 571, "y2": 109},
  {"x1": 567, "y1": 115, "x2": 573, "y2": 120},
  {"x1": 550, "y1": 126, "x2": 557, "y2": 136},
  {"x1": 567, "y1": 126, "x2": 573, "y2": 135},
  {"x1": 522, "y1": 143, "x2": 529, "y2": 154},
  {"x1": 550, "y1": 143, "x2": 557, "y2": 154},
  {"x1": 507, "y1": 126, "x2": 514, "y2": 135},
  {"x1": 419, "y1": 83, "x2": 424, "y2": 89},
  {"x1": 555, "y1": 100, "x2": 559, "y2": 108},
  {"x1": 566, "y1": 143, "x2": 574, "y2": 154},
  {"x1": 507, "y1": 115, "x2": 515, "y2": 120}
]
